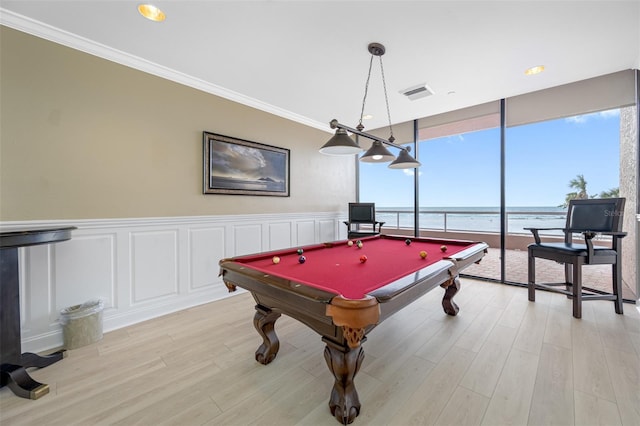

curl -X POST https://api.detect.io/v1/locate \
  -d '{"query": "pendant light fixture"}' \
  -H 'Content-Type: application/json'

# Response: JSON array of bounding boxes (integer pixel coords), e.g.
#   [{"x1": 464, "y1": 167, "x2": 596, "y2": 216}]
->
[{"x1": 319, "y1": 43, "x2": 420, "y2": 169}]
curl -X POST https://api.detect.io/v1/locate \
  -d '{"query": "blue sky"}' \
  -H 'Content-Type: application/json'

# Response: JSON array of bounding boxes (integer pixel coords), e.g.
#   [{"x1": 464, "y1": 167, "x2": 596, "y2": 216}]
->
[{"x1": 359, "y1": 109, "x2": 621, "y2": 208}]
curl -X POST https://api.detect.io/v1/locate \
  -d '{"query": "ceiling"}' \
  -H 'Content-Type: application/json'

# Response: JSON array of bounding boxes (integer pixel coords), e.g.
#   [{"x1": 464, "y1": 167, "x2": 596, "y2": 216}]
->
[{"x1": 1, "y1": 1, "x2": 639, "y2": 133}]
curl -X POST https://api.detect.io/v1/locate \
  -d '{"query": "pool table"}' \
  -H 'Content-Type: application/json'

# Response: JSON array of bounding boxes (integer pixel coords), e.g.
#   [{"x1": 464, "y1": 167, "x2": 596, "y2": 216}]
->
[{"x1": 219, "y1": 234, "x2": 487, "y2": 424}]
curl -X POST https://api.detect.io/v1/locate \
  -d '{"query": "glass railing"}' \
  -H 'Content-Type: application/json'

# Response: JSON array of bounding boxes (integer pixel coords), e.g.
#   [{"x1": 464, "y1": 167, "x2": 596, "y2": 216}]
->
[{"x1": 375, "y1": 208, "x2": 568, "y2": 236}]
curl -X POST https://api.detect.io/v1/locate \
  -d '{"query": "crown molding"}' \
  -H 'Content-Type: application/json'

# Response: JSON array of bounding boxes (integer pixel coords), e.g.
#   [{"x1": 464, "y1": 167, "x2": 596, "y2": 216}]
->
[{"x1": 0, "y1": 8, "x2": 329, "y2": 132}]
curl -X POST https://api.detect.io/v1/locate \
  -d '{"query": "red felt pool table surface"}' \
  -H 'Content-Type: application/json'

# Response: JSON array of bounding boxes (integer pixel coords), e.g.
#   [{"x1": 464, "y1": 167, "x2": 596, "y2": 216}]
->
[{"x1": 230, "y1": 234, "x2": 474, "y2": 299}]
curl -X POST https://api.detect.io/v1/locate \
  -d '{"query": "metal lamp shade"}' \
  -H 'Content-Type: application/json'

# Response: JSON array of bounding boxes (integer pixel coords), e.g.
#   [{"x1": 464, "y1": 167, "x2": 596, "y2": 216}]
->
[
  {"x1": 388, "y1": 149, "x2": 421, "y2": 169},
  {"x1": 360, "y1": 141, "x2": 396, "y2": 163},
  {"x1": 319, "y1": 128, "x2": 363, "y2": 155}
]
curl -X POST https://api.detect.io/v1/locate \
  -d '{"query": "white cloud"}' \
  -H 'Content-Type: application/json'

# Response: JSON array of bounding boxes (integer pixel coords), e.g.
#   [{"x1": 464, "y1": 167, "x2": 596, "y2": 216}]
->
[
  {"x1": 565, "y1": 115, "x2": 587, "y2": 124},
  {"x1": 598, "y1": 109, "x2": 620, "y2": 118},
  {"x1": 402, "y1": 169, "x2": 422, "y2": 177},
  {"x1": 211, "y1": 141, "x2": 267, "y2": 178},
  {"x1": 565, "y1": 109, "x2": 620, "y2": 124}
]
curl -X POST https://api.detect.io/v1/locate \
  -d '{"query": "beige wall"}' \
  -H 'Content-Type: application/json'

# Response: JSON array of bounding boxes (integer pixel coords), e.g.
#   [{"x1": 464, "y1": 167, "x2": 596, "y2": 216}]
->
[{"x1": 0, "y1": 27, "x2": 355, "y2": 221}]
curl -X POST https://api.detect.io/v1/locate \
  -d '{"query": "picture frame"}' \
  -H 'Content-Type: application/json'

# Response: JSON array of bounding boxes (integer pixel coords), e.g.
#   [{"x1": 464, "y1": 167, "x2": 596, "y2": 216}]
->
[{"x1": 203, "y1": 132, "x2": 290, "y2": 196}]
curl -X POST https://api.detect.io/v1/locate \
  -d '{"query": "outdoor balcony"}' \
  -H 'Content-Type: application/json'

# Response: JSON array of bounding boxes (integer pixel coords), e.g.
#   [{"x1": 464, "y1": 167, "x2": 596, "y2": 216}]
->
[{"x1": 371, "y1": 208, "x2": 638, "y2": 302}]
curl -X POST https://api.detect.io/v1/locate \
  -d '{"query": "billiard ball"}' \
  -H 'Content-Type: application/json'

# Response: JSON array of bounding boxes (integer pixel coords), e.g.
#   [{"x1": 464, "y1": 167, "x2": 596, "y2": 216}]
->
[
  {"x1": 405, "y1": 239, "x2": 411, "y2": 245},
  {"x1": 357, "y1": 242, "x2": 363, "y2": 248},
  {"x1": 298, "y1": 255, "x2": 306, "y2": 264},
  {"x1": 440, "y1": 245, "x2": 447, "y2": 252},
  {"x1": 297, "y1": 248, "x2": 304, "y2": 255},
  {"x1": 347, "y1": 240, "x2": 354, "y2": 247},
  {"x1": 359, "y1": 255, "x2": 368, "y2": 263},
  {"x1": 419, "y1": 250, "x2": 428, "y2": 259},
  {"x1": 272, "y1": 256, "x2": 280, "y2": 264},
  {"x1": 355, "y1": 240, "x2": 362, "y2": 245}
]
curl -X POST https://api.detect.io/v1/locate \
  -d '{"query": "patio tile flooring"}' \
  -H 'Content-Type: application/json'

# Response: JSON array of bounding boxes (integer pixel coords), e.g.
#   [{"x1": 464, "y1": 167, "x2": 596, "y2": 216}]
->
[{"x1": 463, "y1": 247, "x2": 637, "y2": 302}]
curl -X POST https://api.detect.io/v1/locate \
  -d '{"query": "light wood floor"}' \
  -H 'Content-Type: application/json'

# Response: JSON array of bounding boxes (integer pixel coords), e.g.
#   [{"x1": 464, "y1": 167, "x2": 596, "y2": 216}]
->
[{"x1": 2, "y1": 280, "x2": 639, "y2": 426}]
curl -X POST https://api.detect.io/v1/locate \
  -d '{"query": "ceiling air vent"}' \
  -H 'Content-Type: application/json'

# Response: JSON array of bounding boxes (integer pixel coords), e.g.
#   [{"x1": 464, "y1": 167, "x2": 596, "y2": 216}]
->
[{"x1": 400, "y1": 84, "x2": 434, "y2": 101}]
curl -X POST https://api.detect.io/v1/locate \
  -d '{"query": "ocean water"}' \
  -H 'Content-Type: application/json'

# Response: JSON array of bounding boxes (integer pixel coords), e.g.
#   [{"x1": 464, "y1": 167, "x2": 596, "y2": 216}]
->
[
  {"x1": 376, "y1": 206, "x2": 567, "y2": 235},
  {"x1": 210, "y1": 176, "x2": 285, "y2": 192}
]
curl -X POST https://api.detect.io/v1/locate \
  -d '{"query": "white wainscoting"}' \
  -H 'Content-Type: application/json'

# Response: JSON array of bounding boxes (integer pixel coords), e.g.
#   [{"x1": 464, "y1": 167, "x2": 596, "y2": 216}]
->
[{"x1": 1, "y1": 212, "x2": 346, "y2": 353}]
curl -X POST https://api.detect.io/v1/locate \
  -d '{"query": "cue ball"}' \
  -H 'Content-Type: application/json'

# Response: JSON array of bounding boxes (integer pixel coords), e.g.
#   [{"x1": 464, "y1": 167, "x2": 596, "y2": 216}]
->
[
  {"x1": 405, "y1": 239, "x2": 411, "y2": 245},
  {"x1": 298, "y1": 255, "x2": 306, "y2": 264},
  {"x1": 440, "y1": 245, "x2": 447, "y2": 252},
  {"x1": 297, "y1": 248, "x2": 304, "y2": 255},
  {"x1": 357, "y1": 242, "x2": 363, "y2": 248},
  {"x1": 347, "y1": 240, "x2": 354, "y2": 246},
  {"x1": 272, "y1": 256, "x2": 280, "y2": 264},
  {"x1": 359, "y1": 255, "x2": 368, "y2": 263},
  {"x1": 419, "y1": 250, "x2": 428, "y2": 259}
]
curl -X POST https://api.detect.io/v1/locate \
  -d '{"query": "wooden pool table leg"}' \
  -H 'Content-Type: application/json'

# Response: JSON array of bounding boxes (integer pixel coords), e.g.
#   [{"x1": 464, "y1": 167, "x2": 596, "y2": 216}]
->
[
  {"x1": 441, "y1": 276, "x2": 460, "y2": 316},
  {"x1": 323, "y1": 338, "x2": 364, "y2": 425},
  {"x1": 253, "y1": 305, "x2": 281, "y2": 365}
]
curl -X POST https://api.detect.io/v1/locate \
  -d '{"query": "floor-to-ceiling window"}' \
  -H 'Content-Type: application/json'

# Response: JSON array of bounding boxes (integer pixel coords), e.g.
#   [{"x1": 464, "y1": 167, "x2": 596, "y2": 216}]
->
[
  {"x1": 504, "y1": 70, "x2": 638, "y2": 300},
  {"x1": 504, "y1": 109, "x2": 630, "y2": 296},
  {"x1": 359, "y1": 102, "x2": 502, "y2": 281},
  {"x1": 359, "y1": 142, "x2": 415, "y2": 233},
  {"x1": 415, "y1": 108, "x2": 501, "y2": 280},
  {"x1": 357, "y1": 70, "x2": 638, "y2": 300}
]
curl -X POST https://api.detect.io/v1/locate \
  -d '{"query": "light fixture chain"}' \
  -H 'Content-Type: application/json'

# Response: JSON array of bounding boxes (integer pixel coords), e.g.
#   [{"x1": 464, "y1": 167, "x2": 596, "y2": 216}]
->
[
  {"x1": 378, "y1": 55, "x2": 394, "y2": 141},
  {"x1": 358, "y1": 55, "x2": 375, "y2": 130},
  {"x1": 320, "y1": 42, "x2": 421, "y2": 168}
]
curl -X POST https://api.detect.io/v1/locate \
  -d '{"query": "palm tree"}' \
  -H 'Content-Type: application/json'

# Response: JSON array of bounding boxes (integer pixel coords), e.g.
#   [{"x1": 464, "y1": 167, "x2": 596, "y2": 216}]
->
[
  {"x1": 569, "y1": 174, "x2": 589, "y2": 199},
  {"x1": 560, "y1": 174, "x2": 620, "y2": 207},
  {"x1": 561, "y1": 174, "x2": 589, "y2": 207},
  {"x1": 598, "y1": 187, "x2": 620, "y2": 198}
]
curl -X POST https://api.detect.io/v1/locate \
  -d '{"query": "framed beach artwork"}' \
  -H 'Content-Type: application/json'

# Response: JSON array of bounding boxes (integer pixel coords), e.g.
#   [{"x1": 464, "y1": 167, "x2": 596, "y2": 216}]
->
[{"x1": 203, "y1": 132, "x2": 290, "y2": 196}]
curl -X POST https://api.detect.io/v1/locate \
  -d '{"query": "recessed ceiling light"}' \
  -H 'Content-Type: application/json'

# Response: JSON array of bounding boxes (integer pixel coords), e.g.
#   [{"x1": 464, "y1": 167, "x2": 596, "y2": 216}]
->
[
  {"x1": 525, "y1": 65, "x2": 545, "y2": 75},
  {"x1": 138, "y1": 4, "x2": 166, "y2": 22},
  {"x1": 362, "y1": 114, "x2": 373, "y2": 120}
]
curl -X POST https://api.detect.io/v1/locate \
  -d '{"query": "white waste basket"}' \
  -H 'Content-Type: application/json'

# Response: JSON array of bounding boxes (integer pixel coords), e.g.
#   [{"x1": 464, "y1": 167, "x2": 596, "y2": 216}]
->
[{"x1": 60, "y1": 300, "x2": 104, "y2": 349}]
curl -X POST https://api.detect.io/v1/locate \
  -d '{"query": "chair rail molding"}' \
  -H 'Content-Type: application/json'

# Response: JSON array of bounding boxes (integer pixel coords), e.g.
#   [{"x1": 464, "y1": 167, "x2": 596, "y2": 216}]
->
[{"x1": 0, "y1": 212, "x2": 346, "y2": 353}]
